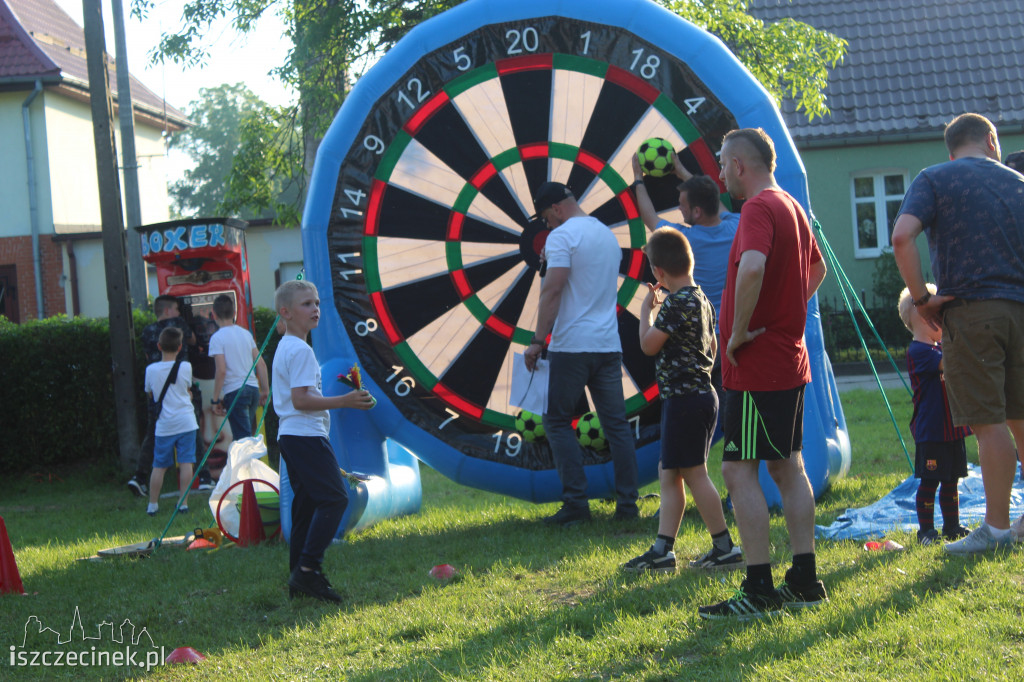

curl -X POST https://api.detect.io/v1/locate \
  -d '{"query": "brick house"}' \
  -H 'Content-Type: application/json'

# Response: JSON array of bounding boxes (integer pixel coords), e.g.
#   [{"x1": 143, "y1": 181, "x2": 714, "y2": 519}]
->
[{"x1": 0, "y1": 0, "x2": 187, "y2": 321}]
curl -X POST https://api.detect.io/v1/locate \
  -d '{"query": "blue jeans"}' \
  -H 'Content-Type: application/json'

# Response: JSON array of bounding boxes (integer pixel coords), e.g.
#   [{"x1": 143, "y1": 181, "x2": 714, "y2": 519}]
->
[
  {"x1": 543, "y1": 351, "x2": 639, "y2": 510},
  {"x1": 224, "y1": 384, "x2": 259, "y2": 440}
]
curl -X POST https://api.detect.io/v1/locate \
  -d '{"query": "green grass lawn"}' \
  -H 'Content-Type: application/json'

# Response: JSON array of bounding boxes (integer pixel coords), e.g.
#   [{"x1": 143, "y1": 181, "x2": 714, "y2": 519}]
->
[{"x1": 1, "y1": 389, "x2": 1022, "y2": 680}]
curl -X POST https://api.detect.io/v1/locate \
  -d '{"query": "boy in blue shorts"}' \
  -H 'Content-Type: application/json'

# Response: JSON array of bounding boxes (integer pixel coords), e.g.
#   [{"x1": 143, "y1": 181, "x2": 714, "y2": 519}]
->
[
  {"x1": 622, "y1": 227, "x2": 742, "y2": 573},
  {"x1": 273, "y1": 280, "x2": 376, "y2": 602},
  {"x1": 898, "y1": 285, "x2": 971, "y2": 544},
  {"x1": 145, "y1": 327, "x2": 198, "y2": 516}
]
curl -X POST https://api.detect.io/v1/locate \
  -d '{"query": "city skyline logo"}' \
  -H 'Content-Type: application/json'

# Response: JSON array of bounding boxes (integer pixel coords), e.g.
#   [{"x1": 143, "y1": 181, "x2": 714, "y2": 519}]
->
[{"x1": 9, "y1": 606, "x2": 165, "y2": 672}]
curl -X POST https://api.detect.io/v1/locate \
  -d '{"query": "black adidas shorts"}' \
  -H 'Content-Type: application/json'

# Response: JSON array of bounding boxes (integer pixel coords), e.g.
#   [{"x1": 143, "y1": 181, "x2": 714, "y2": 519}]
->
[{"x1": 722, "y1": 385, "x2": 805, "y2": 462}]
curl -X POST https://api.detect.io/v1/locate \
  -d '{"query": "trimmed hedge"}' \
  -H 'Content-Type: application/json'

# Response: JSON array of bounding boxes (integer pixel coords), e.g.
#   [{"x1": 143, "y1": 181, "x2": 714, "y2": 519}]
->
[{"x1": 0, "y1": 307, "x2": 282, "y2": 475}]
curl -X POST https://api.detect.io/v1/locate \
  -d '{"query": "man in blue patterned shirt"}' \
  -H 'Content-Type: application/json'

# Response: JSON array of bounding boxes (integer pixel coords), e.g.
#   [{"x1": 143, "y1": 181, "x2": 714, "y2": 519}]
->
[{"x1": 892, "y1": 112, "x2": 1024, "y2": 553}]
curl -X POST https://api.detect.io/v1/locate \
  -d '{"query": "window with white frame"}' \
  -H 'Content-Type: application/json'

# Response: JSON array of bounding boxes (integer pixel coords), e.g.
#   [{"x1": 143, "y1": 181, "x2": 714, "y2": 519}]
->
[{"x1": 850, "y1": 171, "x2": 908, "y2": 259}]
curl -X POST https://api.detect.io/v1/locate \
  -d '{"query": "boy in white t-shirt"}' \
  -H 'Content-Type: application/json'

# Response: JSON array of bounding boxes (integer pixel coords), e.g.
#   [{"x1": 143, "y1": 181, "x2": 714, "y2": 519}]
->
[
  {"x1": 272, "y1": 280, "x2": 375, "y2": 602},
  {"x1": 210, "y1": 294, "x2": 269, "y2": 440},
  {"x1": 145, "y1": 327, "x2": 199, "y2": 516}
]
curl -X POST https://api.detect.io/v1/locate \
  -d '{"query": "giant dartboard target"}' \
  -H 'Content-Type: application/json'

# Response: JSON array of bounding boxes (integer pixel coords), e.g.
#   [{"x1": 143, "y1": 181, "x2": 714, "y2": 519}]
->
[{"x1": 298, "y1": 0, "x2": 846, "y2": 508}]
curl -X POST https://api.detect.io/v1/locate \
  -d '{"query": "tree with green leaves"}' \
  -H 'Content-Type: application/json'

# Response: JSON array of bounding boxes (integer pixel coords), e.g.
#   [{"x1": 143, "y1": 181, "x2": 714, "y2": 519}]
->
[
  {"x1": 134, "y1": 0, "x2": 845, "y2": 221},
  {"x1": 168, "y1": 82, "x2": 301, "y2": 221}
]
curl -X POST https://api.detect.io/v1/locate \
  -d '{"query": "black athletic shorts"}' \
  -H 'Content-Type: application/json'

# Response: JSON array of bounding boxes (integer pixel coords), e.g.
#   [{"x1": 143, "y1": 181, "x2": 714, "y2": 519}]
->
[
  {"x1": 660, "y1": 392, "x2": 718, "y2": 469},
  {"x1": 722, "y1": 385, "x2": 805, "y2": 462},
  {"x1": 914, "y1": 439, "x2": 968, "y2": 481}
]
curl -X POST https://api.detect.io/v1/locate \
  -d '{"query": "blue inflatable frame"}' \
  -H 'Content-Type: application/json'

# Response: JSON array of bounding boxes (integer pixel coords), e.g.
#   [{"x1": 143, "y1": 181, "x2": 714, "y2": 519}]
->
[{"x1": 281, "y1": 0, "x2": 853, "y2": 540}]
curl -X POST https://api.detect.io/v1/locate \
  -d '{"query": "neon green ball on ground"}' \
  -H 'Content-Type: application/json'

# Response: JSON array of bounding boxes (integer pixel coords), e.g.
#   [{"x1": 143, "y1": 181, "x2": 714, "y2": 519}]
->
[
  {"x1": 514, "y1": 410, "x2": 546, "y2": 442},
  {"x1": 575, "y1": 411, "x2": 607, "y2": 450},
  {"x1": 637, "y1": 137, "x2": 674, "y2": 177}
]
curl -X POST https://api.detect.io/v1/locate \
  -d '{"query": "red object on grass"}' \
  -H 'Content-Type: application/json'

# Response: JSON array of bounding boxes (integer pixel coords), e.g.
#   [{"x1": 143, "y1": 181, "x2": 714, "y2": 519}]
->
[
  {"x1": 165, "y1": 647, "x2": 207, "y2": 664},
  {"x1": 429, "y1": 564, "x2": 457, "y2": 580},
  {"x1": 0, "y1": 516, "x2": 24, "y2": 595},
  {"x1": 237, "y1": 480, "x2": 267, "y2": 547}
]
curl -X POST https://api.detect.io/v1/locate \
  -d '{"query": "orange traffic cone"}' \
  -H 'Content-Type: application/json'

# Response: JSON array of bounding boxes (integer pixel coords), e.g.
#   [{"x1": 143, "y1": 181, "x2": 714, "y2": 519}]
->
[
  {"x1": 237, "y1": 480, "x2": 266, "y2": 547},
  {"x1": 0, "y1": 516, "x2": 25, "y2": 595}
]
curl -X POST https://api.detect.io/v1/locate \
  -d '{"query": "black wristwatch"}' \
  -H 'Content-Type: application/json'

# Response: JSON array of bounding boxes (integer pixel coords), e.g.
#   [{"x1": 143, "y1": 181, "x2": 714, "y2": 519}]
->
[
  {"x1": 913, "y1": 292, "x2": 932, "y2": 307},
  {"x1": 210, "y1": 399, "x2": 221, "y2": 405},
  {"x1": 530, "y1": 337, "x2": 547, "y2": 346}
]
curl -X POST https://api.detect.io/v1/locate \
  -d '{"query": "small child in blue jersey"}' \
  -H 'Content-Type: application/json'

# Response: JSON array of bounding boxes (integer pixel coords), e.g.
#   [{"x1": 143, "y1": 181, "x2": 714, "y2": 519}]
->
[{"x1": 899, "y1": 284, "x2": 971, "y2": 545}]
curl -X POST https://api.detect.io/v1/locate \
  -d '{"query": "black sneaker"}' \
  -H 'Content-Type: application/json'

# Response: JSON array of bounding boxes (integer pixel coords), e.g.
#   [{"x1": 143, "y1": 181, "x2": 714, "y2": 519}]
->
[
  {"x1": 688, "y1": 545, "x2": 745, "y2": 571},
  {"x1": 127, "y1": 476, "x2": 148, "y2": 498},
  {"x1": 917, "y1": 528, "x2": 940, "y2": 545},
  {"x1": 776, "y1": 576, "x2": 828, "y2": 610},
  {"x1": 698, "y1": 581, "x2": 782, "y2": 620},
  {"x1": 196, "y1": 471, "x2": 215, "y2": 492},
  {"x1": 612, "y1": 506, "x2": 639, "y2": 521},
  {"x1": 542, "y1": 505, "x2": 592, "y2": 527},
  {"x1": 942, "y1": 524, "x2": 971, "y2": 540},
  {"x1": 288, "y1": 568, "x2": 343, "y2": 603},
  {"x1": 622, "y1": 547, "x2": 676, "y2": 574}
]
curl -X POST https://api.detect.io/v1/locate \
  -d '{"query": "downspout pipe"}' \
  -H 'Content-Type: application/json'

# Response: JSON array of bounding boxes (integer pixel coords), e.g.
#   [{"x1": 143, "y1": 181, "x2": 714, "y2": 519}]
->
[{"x1": 22, "y1": 79, "x2": 44, "y2": 319}]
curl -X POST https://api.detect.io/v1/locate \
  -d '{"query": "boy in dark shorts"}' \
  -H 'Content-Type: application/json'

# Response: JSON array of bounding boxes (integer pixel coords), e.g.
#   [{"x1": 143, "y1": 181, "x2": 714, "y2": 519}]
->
[
  {"x1": 273, "y1": 280, "x2": 376, "y2": 602},
  {"x1": 622, "y1": 227, "x2": 742, "y2": 574},
  {"x1": 898, "y1": 285, "x2": 971, "y2": 544}
]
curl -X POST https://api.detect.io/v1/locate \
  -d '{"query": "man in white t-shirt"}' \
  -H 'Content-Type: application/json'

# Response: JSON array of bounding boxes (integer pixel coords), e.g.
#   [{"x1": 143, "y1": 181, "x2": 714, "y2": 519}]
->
[
  {"x1": 524, "y1": 182, "x2": 640, "y2": 526},
  {"x1": 210, "y1": 294, "x2": 269, "y2": 441}
]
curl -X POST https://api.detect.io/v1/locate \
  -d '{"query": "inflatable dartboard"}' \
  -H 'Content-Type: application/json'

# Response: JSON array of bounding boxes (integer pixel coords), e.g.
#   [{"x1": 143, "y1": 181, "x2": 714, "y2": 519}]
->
[{"x1": 283, "y1": 0, "x2": 852, "y2": 537}]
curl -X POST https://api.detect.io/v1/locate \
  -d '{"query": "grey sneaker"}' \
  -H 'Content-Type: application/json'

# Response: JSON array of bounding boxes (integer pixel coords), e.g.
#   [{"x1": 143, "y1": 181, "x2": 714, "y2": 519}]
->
[
  {"x1": 688, "y1": 545, "x2": 745, "y2": 571},
  {"x1": 622, "y1": 547, "x2": 676, "y2": 574},
  {"x1": 1011, "y1": 514, "x2": 1024, "y2": 543},
  {"x1": 943, "y1": 524, "x2": 1013, "y2": 554}
]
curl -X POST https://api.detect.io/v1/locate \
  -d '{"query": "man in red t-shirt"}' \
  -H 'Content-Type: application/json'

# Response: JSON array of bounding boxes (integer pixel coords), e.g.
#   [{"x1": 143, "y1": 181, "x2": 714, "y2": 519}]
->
[{"x1": 698, "y1": 128, "x2": 828, "y2": 621}]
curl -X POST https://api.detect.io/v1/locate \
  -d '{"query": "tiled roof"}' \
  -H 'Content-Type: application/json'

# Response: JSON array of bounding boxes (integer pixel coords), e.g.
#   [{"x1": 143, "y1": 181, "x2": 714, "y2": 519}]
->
[
  {"x1": 747, "y1": 0, "x2": 1024, "y2": 143},
  {"x1": 0, "y1": 0, "x2": 187, "y2": 128}
]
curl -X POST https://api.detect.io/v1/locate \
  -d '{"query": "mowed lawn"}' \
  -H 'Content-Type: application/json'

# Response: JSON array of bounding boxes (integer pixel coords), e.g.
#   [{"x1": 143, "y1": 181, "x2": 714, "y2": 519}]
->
[{"x1": 1, "y1": 389, "x2": 1022, "y2": 681}]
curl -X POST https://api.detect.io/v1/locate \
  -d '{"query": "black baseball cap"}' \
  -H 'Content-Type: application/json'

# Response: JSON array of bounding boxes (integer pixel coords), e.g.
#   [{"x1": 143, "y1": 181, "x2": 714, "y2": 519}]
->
[
  {"x1": 531, "y1": 182, "x2": 573, "y2": 219},
  {"x1": 1005, "y1": 150, "x2": 1024, "y2": 172}
]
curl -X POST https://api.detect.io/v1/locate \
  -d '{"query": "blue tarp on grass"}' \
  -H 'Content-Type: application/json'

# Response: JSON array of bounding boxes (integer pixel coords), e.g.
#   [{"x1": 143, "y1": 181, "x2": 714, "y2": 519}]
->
[{"x1": 816, "y1": 464, "x2": 1024, "y2": 541}]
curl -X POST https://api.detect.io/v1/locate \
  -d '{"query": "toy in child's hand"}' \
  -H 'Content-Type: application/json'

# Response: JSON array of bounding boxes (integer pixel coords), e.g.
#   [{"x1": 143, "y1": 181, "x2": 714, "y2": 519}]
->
[{"x1": 337, "y1": 363, "x2": 376, "y2": 407}]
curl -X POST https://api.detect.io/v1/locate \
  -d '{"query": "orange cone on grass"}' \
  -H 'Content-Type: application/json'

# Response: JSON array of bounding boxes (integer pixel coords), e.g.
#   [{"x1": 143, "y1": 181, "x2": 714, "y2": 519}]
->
[
  {"x1": 237, "y1": 480, "x2": 266, "y2": 547},
  {"x1": 0, "y1": 516, "x2": 25, "y2": 595}
]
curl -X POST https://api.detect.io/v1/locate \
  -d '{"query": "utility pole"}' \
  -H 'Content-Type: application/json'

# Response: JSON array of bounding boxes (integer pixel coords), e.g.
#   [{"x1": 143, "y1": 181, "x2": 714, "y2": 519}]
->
[
  {"x1": 111, "y1": 0, "x2": 148, "y2": 309},
  {"x1": 83, "y1": 0, "x2": 139, "y2": 471}
]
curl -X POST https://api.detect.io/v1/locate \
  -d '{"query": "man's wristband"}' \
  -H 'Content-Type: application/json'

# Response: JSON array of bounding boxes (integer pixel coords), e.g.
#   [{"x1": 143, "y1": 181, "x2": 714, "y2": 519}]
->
[
  {"x1": 210, "y1": 399, "x2": 221, "y2": 405},
  {"x1": 530, "y1": 337, "x2": 547, "y2": 346},
  {"x1": 913, "y1": 292, "x2": 932, "y2": 307}
]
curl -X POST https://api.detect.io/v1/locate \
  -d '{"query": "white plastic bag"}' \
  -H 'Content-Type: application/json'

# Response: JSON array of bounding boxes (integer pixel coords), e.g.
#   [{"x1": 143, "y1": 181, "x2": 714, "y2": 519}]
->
[{"x1": 208, "y1": 435, "x2": 279, "y2": 538}]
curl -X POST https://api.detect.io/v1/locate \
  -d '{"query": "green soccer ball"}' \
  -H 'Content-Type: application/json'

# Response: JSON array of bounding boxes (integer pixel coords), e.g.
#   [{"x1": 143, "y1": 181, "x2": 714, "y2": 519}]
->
[
  {"x1": 575, "y1": 411, "x2": 607, "y2": 450},
  {"x1": 637, "y1": 137, "x2": 674, "y2": 177},
  {"x1": 514, "y1": 410, "x2": 546, "y2": 442}
]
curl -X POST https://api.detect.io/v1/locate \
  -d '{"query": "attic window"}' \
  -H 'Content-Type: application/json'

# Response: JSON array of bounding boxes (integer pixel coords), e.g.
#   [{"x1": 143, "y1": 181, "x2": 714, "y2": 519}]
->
[{"x1": 850, "y1": 171, "x2": 907, "y2": 259}]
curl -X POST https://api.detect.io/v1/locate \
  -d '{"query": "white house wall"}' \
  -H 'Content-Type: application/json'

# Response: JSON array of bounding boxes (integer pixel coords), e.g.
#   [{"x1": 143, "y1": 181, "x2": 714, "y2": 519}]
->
[{"x1": 0, "y1": 89, "x2": 51, "y2": 239}]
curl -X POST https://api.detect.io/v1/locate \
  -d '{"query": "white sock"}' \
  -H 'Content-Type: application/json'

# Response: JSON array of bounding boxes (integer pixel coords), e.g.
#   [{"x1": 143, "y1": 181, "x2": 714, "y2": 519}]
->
[
  {"x1": 146, "y1": 503, "x2": 158, "y2": 513},
  {"x1": 986, "y1": 523, "x2": 1010, "y2": 538}
]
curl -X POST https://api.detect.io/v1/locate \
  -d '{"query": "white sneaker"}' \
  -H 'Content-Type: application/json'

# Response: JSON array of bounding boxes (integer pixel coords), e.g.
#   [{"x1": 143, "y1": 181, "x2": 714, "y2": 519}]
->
[
  {"x1": 943, "y1": 524, "x2": 1013, "y2": 554},
  {"x1": 1011, "y1": 514, "x2": 1024, "y2": 543}
]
